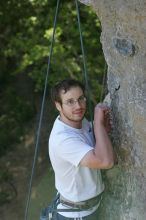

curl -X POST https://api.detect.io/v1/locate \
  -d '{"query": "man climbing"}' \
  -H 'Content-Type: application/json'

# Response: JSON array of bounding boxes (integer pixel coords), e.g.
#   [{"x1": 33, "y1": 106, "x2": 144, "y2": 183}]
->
[{"x1": 49, "y1": 79, "x2": 114, "y2": 219}]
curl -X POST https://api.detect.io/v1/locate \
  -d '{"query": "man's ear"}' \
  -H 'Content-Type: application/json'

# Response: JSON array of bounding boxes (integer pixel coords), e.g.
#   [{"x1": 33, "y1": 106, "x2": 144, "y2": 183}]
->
[{"x1": 55, "y1": 102, "x2": 62, "y2": 112}]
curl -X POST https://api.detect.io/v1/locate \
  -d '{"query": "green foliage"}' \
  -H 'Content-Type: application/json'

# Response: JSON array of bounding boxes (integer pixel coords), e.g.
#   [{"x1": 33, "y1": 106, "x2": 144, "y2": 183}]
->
[
  {"x1": 0, "y1": 167, "x2": 17, "y2": 205},
  {"x1": 0, "y1": 86, "x2": 34, "y2": 156},
  {"x1": 1, "y1": 0, "x2": 105, "y2": 91},
  {"x1": 0, "y1": 0, "x2": 105, "y2": 156}
]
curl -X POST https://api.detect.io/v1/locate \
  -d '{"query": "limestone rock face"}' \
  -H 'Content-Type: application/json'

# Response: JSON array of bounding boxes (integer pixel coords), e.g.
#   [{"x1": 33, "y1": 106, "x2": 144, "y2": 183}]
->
[{"x1": 80, "y1": 1, "x2": 146, "y2": 219}]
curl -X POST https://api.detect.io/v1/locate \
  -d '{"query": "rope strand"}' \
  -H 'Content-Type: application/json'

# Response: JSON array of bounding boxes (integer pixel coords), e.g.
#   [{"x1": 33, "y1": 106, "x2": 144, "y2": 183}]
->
[
  {"x1": 24, "y1": 1, "x2": 60, "y2": 219},
  {"x1": 75, "y1": 0, "x2": 94, "y2": 130},
  {"x1": 100, "y1": 62, "x2": 107, "y2": 102}
]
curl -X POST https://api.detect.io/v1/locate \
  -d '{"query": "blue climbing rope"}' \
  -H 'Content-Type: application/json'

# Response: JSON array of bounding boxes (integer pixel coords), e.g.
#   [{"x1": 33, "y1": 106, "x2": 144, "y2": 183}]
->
[
  {"x1": 75, "y1": 0, "x2": 94, "y2": 127},
  {"x1": 24, "y1": 0, "x2": 60, "y2": 219}
]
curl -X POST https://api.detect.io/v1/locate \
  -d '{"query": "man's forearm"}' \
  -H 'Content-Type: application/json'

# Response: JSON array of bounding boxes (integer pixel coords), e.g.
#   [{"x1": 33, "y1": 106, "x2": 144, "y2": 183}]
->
[{"x1": 94, "y1": 123, "x2": 114, "y2": 168}]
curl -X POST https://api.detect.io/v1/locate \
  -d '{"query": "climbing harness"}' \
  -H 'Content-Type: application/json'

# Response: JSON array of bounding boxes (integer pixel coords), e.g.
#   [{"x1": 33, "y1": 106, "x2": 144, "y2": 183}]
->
[
  {"x1": 40, "y1": 193, "x2": 102, "y2": 220},
  {"x1": 25, "y1": 0, "x2": 106, "y2": 219},
  {"x1": 39, "y1": 193, "x2": 82, "y2": 220}
]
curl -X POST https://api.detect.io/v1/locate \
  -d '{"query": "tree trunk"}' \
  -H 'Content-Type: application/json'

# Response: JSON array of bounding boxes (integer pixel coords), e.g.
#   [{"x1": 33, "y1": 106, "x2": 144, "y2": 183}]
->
[{"x1": 80, "y1": 0, "x2": 146, "y2": 219}]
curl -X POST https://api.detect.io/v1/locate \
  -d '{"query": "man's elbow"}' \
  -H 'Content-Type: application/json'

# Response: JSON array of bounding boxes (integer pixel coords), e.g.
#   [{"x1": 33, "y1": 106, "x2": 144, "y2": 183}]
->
[{"x1": 102, "y1": 158, "x2": 114, "y2": 169}]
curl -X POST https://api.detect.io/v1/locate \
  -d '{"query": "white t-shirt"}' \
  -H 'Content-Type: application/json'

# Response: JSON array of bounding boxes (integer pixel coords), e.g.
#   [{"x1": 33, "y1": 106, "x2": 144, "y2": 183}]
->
[{"x1": 49, "y1": 116, "x2": 104, "y2": 218}]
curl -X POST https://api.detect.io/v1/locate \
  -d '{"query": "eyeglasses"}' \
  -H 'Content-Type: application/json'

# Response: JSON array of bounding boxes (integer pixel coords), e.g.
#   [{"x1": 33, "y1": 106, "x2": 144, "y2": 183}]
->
[{"x1": 62, "y1": 95, "x2": 86, "y2": 107}]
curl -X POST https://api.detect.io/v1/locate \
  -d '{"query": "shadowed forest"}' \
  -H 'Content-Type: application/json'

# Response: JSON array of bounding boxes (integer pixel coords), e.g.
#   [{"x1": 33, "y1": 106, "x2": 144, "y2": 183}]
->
[{"x1": 0, "y1": 0, "x2": 106, "y2": 219}]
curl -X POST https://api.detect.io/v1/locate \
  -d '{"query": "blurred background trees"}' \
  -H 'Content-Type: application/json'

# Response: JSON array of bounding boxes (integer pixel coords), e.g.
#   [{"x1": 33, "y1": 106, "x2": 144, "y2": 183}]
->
[{"x1": 0, "y1": 0, "x2": 105, "y2": 157}]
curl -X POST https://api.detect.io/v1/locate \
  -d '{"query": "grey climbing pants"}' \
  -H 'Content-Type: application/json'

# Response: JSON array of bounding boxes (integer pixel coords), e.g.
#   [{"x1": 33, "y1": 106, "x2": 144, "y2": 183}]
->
[{"x1": 54, "y1": 208, "x2": 99, "y2": 220}]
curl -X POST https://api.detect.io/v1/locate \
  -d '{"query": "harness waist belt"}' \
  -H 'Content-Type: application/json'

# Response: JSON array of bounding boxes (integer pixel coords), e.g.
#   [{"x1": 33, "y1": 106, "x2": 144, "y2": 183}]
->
[{"x1": 60, "y1": 193, "x2": 102, "y2": 210}]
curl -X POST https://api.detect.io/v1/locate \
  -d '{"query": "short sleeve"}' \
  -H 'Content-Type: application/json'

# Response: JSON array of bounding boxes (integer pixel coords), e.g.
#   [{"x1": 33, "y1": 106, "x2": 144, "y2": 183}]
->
[{"x1": 57, "y1": 134, "x2": 93, "y2": 167}]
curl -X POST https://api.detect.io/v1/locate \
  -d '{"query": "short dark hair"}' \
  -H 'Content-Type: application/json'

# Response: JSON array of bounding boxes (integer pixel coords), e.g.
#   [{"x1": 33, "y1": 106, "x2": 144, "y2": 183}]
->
[{"x1": 51, "y1": 79, "x2": 85, "y2": 103}]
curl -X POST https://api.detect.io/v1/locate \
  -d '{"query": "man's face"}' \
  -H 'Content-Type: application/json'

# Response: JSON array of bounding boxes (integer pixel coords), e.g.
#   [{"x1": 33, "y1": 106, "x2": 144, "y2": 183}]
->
[{"x1": 55, "y1": 86, "x2": 86, "y2": 128}]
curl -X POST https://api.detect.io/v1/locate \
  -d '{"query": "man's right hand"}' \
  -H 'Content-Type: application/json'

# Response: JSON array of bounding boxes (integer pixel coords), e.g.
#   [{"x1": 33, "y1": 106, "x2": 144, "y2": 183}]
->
[{"x1": 94, "y1": 103, "x2": 112, "y2": 133}]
